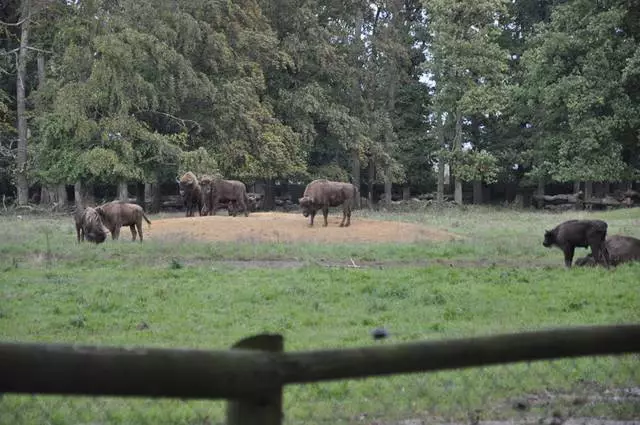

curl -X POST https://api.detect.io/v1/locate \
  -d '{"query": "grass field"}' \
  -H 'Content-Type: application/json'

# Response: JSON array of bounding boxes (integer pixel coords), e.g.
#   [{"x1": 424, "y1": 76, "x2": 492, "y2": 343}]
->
[{"x1": 1, "y1": 205, "x2": 639, "y2": 424}]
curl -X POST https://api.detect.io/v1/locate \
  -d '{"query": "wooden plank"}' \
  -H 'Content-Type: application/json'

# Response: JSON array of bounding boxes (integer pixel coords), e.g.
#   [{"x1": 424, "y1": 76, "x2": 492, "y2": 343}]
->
[
  {"x1": 0, "y1": 341, "x2": 279, "y2": 400},
  {"x1": 0, "y1": 325, "x2": 639, "y2": 400},
  {"x1": 278, "y1": 324, "x2": 640, "y2": 385},
  {"x1": 226, "y1": 334, "x2": 284, "y2": 425}
]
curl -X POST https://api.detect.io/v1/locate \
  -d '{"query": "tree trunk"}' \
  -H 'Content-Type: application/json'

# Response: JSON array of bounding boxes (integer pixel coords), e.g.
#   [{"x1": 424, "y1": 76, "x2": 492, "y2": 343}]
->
[
  {"x1": 368, "y1": 157, "x2": 375, "y2": 209},
  {"x1": 536, "y1": 180, "x2": 545, "y2": 209},
  {"x1": 350, "y1": 6, "x2": 363, "y2": 209},
  {"x1": 584, "y1": 181, "x2": 593, "y2": 200},
  {"x1": 383, "y1": 167, "x2": 392, "y2": 206},
  {"x1": 56, "y1": 184, "x2": 67, "y2": 209},
  {"x1": 74, "y1": 181, "x2": 83, "y2": 209},
  {"x1": 573, "y1": 181, "x2": 581, "y2": 194},
  {"x1": 145, "y1": 183, "x2": 153, "y2": 209},
  {"x1": 472, "y1": 180, "x2": 483, "y2": 204},
  {"x1": 15, "y1": 0, "x2": 31, "y2": 205},
  {"x1": 402, "y1": 186, "x2": 410, "y2": 201},
  {"x1": 135, "y1": 182, "x2": 145, "y2": 207},
  {"x1": 452, "y1": 109, "x2": 463, "y2": 205},
  {"x1": 117, "y1": 181, "x2": 128, "y2": 201},
  {"x1": 351, "y1": 150, "x2": 360, "y2": 209},
  {"x1": 436, "y1": 112, "x2": 445, "y2": 203},
  {"x1": 36, "y1": 51, "x2": 60, "y2": 208},
  {"x1": 151, "y1": 173, "x2": 161, "y2": 213},
  {"x1": 454, "y1": 178, "x2": 463, "y2": 205},
  {"x1": 263, "y1": 179, "x2": 274, "y2": 210}
]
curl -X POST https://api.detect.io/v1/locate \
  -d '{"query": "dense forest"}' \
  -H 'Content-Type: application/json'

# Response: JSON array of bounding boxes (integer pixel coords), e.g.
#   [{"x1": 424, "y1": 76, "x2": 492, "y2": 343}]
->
[{"x1": 1, "y1": 0, "x2": 639, "y2": 210}]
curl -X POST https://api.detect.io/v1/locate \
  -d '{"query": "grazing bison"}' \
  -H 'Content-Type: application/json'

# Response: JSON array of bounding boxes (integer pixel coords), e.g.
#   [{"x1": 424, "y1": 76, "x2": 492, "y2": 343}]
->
[
  {"x1": 542, "y1": 219, "x2": 610, "y2": 268},
  {"x1": 575, "y1": 235, "x2": 640, "y2": 267},
  {"x1": 74, "y1": 207, "x2": 108, "y2": 244},
  {"x1": 298, "y1": 179, "x2": 359, "y2": 227},
  {"x1": 95, "y1": 201, "x2": 151, "y2": 242},
  {"x1": 199, "y1": 176, "x2": 250, "y2": 217},
  {"x1": 177, "y1": 172, "x2": 203, "y2": 217}
]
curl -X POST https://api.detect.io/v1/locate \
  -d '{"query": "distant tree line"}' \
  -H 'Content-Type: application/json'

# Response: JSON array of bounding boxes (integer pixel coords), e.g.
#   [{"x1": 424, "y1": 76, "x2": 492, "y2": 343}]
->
[{"x1": 1, "y1": 0, "x2": 639, "y2": 210}]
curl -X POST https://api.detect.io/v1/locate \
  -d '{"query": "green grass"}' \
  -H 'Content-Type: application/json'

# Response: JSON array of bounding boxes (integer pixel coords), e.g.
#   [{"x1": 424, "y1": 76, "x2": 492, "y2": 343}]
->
[{"x1": 0, "y1": 206, "x2": 639, "y2": 424}]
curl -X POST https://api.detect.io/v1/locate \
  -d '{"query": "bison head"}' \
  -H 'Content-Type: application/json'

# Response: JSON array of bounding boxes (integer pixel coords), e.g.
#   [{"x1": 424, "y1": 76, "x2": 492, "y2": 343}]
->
[
  {"x1": 84, "y1": 208, "x2": 109, "y2": 244},
  {"x1": 298, "y1": 196, "x2": 315, "y2": 217},
  {"x1": 542, "y1": 230, "x2": 555, "y2": 248}
]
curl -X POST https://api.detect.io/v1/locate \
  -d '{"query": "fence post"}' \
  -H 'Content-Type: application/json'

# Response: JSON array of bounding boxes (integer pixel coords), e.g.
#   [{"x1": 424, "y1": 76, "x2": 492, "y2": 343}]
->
[{"x1": 226, "y1": 334, "x2": 284, "y2": 425}]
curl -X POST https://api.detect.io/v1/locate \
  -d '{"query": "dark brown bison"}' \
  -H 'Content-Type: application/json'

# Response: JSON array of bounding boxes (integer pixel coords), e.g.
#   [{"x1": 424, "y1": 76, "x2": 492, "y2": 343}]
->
[
  {"x1": 298, "y1": 179, "x2": 359, "y2": 227},
  {"x1": 74, "y1": 207, "x2": 109, "y2": 244},
  {"x1": 542, "y1": 219, "x2": 610, "y2": 268},
  {"x1": 95, "y1": 201, "x2": 151, "y2": 242},
  {"x1": 575, "y1": 235, "x2": 640, "y2": 267},
  {"x1": 199, "y1": 176, "x2": 250, "y2": 217},
  {"x1": 177, "y1": 171, "x2": 203, "y2": 217}
]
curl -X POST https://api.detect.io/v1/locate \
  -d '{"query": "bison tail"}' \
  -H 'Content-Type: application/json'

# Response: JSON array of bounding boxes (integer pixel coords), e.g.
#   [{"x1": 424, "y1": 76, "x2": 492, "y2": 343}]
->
[{"x1": 143, "y1": 213, "x2": 151, "y2": 226}]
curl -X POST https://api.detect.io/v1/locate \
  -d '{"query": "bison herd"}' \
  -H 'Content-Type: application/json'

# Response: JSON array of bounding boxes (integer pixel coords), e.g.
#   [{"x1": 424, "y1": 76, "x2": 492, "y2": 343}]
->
[{"x1": 72, "y1": 175, "x2": 640, "y2": 269}]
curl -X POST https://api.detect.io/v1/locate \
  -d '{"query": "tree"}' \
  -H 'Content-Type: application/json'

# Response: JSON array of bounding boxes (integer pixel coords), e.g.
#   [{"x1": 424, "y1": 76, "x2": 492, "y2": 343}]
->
[
  {"x1": 521, "y1": 0, "x2": 640, "y2": 185},
  {"x1": 427, "y1": 0, "x2": 510, "y2": 204}
]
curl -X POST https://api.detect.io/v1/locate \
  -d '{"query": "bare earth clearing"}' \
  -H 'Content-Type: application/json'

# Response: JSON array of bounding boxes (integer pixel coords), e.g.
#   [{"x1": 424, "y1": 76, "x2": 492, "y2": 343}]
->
[{"x1": 145, "y1": 212, "x2": 460, "y2": 243}]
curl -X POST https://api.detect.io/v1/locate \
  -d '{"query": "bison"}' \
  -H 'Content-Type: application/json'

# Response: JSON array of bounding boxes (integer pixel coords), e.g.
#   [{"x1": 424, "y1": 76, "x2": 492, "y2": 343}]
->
[
  {"x1": 95, "y1": 201, "x2": 151, "y2": 242},
  {"x1": 74, "y1": 207, "x2": 109, "y2": 244},
  {"x1": 575, "y1": 235, "x2": 640, "y2": 267},
  {"x1": 177, "y1": 171, "x2": 203, "y2": 217},
  {"x1": 298, "y1": 179, "x2": 359, "y2": 227},
  {"x1": 542, "y1": 219, "x2": 610, "y2": 268},
  {"x1": 199, "y1": 176, "x2": 250, "y2": 217}
]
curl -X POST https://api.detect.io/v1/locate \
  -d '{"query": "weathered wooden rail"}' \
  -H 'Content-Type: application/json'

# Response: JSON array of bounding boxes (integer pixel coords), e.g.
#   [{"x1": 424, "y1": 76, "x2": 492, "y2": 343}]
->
[{"x1": 1, "y1": 324, "x2": 640, "y2": 425}]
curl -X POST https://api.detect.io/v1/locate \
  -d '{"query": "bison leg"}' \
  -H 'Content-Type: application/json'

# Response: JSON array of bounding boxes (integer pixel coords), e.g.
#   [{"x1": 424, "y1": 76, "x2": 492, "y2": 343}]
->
[
  {"x1": 309, "y1": 211, "x2": 316, "y2": 226},
  {"x1": 130, "y1": 224, "x2": 137, "y2": 241},
  {"x1": 345, "y1": 206, "x2": 352, "y2": 227},
  {"x1": 211, "y1": 196, "x2": 218, "y2": 216},
  {"x1": 136, "y1": 222, "x2": 144, "y2": 243},
  {"x1": 589, "y1": 238, "x2": 610, "y2": 268},
  {"x1": 76, "y1": 226, "x2": 83, "y2": 243},
  {"x1": 562, "y1": 245, "x2": 575, "y2": 268},
  {"x1": 237, "y1": 199, "x2": 248, "y2": 217},
  {"x1": 322, "y1": 207, "x2": 329, "y2": 227},
  {"x1": 113, "y1": 224, "x2": 122, "y2": 240}
]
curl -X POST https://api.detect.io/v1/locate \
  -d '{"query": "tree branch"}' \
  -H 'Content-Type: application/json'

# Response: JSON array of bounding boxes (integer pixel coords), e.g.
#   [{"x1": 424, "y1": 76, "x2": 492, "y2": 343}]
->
[{"x1": 0, "y1": 17, "x2": 29, "y2": 27}]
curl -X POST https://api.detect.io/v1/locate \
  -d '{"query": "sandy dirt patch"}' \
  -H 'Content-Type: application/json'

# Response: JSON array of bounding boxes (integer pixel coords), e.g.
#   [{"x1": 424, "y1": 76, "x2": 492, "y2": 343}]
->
[{"x1": 145, "y1": 212, "x2": 460, "y2": 244}]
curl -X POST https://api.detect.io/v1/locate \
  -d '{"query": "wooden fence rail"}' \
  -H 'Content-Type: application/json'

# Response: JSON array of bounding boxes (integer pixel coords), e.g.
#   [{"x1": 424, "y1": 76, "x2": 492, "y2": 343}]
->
[{"x1": 1, "y1": 324, "x2": 640, "y2": 425}]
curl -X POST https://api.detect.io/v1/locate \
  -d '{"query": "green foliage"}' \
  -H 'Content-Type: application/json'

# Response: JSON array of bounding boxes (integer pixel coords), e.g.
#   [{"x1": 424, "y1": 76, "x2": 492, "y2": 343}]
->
[
  {"x1": 520, "y1": 0, "x2": 640, "y2": 182},
  {"x1": 443, "y1": 148, "x2": 500, "y2": 184},
  {"x1": 3, "y1": 0, "x2": 640, "y2": 193},
  {"x1": 178, "y1": 147, "x2": 219, "y2": 178}
]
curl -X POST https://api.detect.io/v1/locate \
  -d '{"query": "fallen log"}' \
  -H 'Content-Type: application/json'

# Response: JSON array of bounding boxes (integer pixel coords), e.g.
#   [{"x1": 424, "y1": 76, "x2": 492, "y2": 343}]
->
[
  {"x1": 543, "y1": 203, "x2": 576, "y2": 212},
  {"x1": 532, "y1": 192, "x2": 583, "y2": 205}
]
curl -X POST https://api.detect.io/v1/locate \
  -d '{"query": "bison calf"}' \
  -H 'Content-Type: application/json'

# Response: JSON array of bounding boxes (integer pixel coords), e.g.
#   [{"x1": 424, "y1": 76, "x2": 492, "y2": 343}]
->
[
  {"x1": 95, "y1": 201, "x2": 151, "y2": 242},
  {"x1": 299, "y1": 179, "x2": 359, "y2": 227},
  {"x1": 575, "y1": 235, "x2": 640, "y2": 267},
  {"x1": 542, "y1": 219, "x2": 610, "y2": 268},
  {"x1": 74, "y1": 207, "x2": 109, "y2": 244}
]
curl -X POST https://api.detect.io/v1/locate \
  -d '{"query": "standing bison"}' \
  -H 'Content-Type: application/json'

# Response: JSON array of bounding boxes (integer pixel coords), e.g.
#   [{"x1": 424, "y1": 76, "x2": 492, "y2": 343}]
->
[
  {"x1": 575, "y1": 235, "x2": 640, "y2": 267},
  {"x1": 298, "y1": 179, "x2": 359, "y2": 227},
  {"x1": 95, "y1": 201, "x2": 151, "y2": 242},
  {"x1": 74, "y1": 207, "x2": 109, "y2": 244},
  {"x1": 542, "y1": 219, "x2": 610, "y2": 268},
  {"x1": 199, "y1": 176, "x2": 250, "y2": 217},
  {"x1": 177, "y1": 172, "x2": 203, "y2": 217}
]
